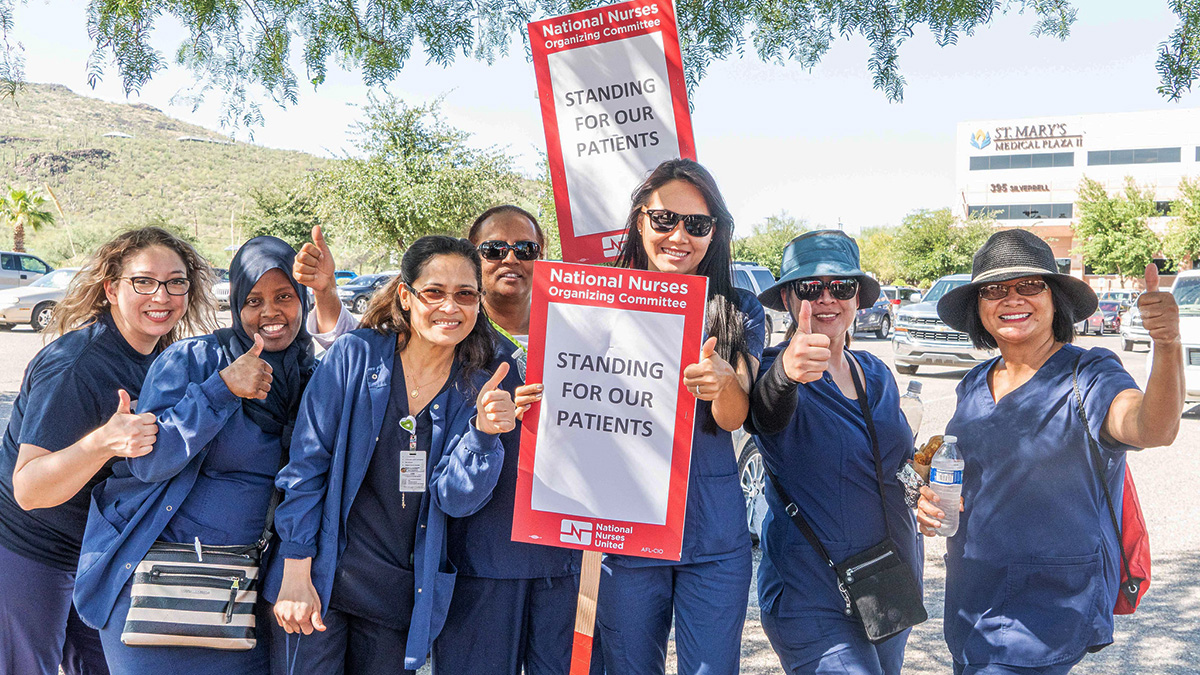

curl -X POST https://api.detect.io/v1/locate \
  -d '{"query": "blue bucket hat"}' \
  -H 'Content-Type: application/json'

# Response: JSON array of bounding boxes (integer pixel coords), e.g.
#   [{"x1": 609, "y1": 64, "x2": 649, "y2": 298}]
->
[{"x1": 757, "y1": 230, "x2": 881, "y2": 311}]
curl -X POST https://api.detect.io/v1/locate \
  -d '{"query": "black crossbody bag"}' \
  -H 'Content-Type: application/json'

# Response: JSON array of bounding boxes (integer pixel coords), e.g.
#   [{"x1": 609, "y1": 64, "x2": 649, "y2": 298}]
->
[{"x1": 765, "y1": 352, "x2": 927, "y2": 643}]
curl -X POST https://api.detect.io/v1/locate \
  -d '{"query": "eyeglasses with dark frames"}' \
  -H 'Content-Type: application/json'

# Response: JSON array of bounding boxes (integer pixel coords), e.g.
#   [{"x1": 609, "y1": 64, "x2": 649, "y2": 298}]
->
[
  {"x1": 122, "y1": 276, "x2": 191, "y2": 296},
  {"x1": 405, "y1": 284, "x2": 484, "y2": 306},
  {"x1": 977, "y1": 279, "x2": 1049, "y2": 301},
  {"x1": 641, "y1": 208, "x2": 719, "y2": 238}
]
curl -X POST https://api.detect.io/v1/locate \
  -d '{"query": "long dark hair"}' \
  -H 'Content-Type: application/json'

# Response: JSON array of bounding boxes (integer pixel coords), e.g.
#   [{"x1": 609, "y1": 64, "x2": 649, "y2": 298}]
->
[
  {"x1": 360, "y1": 236, "x2": 494, "y2": 385},
  {"x1": 614, "y1": 158, "x2": 750, "y2": 371}
]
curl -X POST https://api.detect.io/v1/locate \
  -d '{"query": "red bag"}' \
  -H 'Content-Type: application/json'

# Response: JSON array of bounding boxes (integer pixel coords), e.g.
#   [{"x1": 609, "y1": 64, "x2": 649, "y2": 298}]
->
[{"x1": 1113, "y1": 466, "x2": 1150, "y2": 614}]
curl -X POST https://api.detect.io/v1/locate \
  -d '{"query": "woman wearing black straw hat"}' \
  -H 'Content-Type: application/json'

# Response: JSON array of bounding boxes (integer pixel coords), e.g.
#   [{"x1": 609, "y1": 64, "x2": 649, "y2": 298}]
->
[
  {"x1": 747, "y1": 230, "x2": 923, "y2": 675},
  {"x1": 918, "y1": 228, "x2": 1184, "y2": 675}
]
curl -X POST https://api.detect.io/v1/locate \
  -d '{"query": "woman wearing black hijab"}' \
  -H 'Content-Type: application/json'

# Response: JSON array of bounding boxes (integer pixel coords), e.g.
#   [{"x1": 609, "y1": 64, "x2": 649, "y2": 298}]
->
[{"x1": 74, "y1": 236, "x2": 315, "y2": 674}]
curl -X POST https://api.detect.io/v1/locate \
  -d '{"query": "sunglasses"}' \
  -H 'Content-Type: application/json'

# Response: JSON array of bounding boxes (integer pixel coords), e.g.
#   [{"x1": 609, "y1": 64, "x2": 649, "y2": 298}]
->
[
  {"x1": 790, "y1": 278, "x2": 860, "y2": 302},
  {"x1": 977, "y1": 279, "x2": 1049, "y2": 301},
  {"x1": 477, "y1": 240, "x2": 541, "y2": 261},
  {"x1": 641, "y1": 208, "x2": 719, "y2": 237},
  {"x1": 406, "y1": 284, "x2": 484, "y2": 306}
]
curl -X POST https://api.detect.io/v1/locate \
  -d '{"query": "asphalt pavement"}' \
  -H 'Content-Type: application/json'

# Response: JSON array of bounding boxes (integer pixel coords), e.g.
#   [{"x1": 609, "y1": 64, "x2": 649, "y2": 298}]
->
[{"x1": 2, "y1": 324, "x2": 1197, "y2": 674}]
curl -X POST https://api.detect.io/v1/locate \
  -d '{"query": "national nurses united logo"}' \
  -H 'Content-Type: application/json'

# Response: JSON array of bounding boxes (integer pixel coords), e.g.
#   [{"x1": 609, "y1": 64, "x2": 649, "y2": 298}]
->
[
  {"x1": 560, "y1": 518, "x2": 594, "y2": 546},
  {"x1": 969, "y1": 129, "x2": 991, "y2": 149},
  {"x1": 601, "y1": 233, "x2": 626, "y2": 258}
]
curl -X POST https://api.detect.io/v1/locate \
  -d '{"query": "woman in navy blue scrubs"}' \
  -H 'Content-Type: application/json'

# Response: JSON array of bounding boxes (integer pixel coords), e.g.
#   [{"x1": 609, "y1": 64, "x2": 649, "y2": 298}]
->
[
  {"x1": 919, "y1": 229, "x2": 1184, "y2": 674},
  {"x1": 267, "y1": 235, "x2": 518, "y2": 674},
  {"x1": 593, "y1": 158, "x2": 765, "y2": 675},
  {"x1": 73, "y1": 236, "x2": 316, "y2": 674},
  {"x1": 747, "y1": 230, "x2": 921, "y2": 675},
  {"x1": 0, "y1": 227, "x2": 215, "y2": 675}
]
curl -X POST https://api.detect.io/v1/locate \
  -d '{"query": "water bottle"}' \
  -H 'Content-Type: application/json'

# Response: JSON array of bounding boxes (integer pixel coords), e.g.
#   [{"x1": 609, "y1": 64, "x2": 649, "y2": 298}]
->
[
  {"x1": 898, "y1": 381, "x2": 923, "y2": 441},
  {"x1": 929, "y1": 435, "x2": 964, "y2": 537}
]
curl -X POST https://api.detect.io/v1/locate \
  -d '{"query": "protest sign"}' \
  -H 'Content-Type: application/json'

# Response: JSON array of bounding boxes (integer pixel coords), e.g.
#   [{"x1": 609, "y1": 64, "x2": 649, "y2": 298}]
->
[
  {"x1": 528, "y1": 0, "x2": 695, "y2": 264},
  {"x1": 512, "y1": 261, "x2": 707, "y2": 561}
]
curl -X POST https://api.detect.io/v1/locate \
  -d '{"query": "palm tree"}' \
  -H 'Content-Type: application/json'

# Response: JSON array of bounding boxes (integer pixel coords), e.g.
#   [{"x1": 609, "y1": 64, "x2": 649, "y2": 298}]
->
[{"x1": 2, "y1": 187, "x2": 56, "y2": 252}]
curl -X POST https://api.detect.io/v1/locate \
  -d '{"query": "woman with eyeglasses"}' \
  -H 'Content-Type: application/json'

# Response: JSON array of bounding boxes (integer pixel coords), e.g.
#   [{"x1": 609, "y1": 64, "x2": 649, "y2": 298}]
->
[
  {"x1": 0, "y1": 227, "x2": 216, "y2": 675},
  {"x1": 431, "y1": 207, "x2": 587, "y2": 675},
  {"x1": 747, "y1": 230, "x2": 921, "y2": 675},
  {"x1": 589, "y1": 158, "x2": 765, "y2": 675},
  {"x1": 917, "y1": 230, "x2": 1183, "y2": 675},
  {"x1": 266, "y1": 235, "x2": 517, "y2": 674}
]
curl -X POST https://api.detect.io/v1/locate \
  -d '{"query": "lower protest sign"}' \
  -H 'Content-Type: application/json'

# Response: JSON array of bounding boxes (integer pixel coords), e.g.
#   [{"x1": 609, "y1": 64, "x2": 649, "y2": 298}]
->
[{"x1": 512, "y1": 261, "x2": 707, "y2": 561}]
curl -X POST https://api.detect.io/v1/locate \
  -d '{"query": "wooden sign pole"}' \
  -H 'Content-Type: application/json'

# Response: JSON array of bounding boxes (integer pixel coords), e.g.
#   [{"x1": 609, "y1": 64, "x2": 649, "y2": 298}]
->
[{"x1": 568, "y1": 550, "x2": 603, "y2": 674}]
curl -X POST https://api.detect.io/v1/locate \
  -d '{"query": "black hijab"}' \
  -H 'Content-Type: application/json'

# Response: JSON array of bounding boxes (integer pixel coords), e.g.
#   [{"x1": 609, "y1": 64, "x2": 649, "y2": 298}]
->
[{"x1": 215, "y1": 236, "x2": 316, "y2": 448}]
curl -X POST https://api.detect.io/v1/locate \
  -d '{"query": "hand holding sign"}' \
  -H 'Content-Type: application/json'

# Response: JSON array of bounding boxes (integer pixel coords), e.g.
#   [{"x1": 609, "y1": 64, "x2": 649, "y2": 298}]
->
[
  {"x1": 1137, "y1": 263, "x2": 1180, "y2": 346},
  {"x1": 220, "y1": 334, "x2": 274, "y2": 400},
  {"x1": 781, "y1": 300, "x2": 832, "y2": 384},
  {"x1": 476, "y1": 362, "x2": 517, "y2": 434},
  {"x1": 682, "y1": 336, "x2": 736, "y2": 401},
  {"x1": 515, "y1": 383, "x2": 544, "y2": 421},
  {"x1": 93, "y1": 389, "x2": 158, "y2": 459}
]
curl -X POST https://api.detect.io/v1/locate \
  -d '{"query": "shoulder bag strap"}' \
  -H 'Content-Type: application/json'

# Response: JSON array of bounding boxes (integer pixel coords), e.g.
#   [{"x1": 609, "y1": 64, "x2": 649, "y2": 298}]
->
[
  {"x1": 846, "y1": 350, "x2": 895, "y2": 540},
  {"x1": 764, "y1": 467, "x2": 854, "y2": 614}
]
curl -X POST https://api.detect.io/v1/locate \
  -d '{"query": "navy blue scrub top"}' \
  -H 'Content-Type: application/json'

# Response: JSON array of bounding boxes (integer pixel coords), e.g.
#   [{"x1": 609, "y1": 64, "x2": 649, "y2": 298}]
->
[
  {"x1": 608, "y1": 288, "x2": 766, "y2": 568},
  {"x1": 329, "y1": 355, "x2": 437, "y2": 630},
  {"x1": 749, "y1": 348, "x2": 921, "y2": 618},
  {"x1": 943, "y1": 344, "x2": 1138, "y2": 668},
  {"x1": 0, "y1": 312, "x2": 155, "y2": 571}
]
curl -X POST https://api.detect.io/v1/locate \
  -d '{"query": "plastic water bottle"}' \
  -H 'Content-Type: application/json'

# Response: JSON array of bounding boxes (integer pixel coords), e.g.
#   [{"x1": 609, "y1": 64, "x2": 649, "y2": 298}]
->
[
  {"x1": 898, "y1": 381, "x2": 923, "y2": 441},
  {"x1": 929, "y1": 435, "x2": 964, "y2": 537}
]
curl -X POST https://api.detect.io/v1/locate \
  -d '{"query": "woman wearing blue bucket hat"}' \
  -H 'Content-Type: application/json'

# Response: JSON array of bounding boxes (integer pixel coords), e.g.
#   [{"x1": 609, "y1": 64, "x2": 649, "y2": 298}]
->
[{"x1": 747, "y1": 230, "x2": 923, "y2": 675}]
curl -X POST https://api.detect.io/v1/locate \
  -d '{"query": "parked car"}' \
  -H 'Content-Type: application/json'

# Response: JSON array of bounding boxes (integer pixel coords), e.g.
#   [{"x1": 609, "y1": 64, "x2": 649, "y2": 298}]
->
[
  {"x1": 335, "y1": 270, "x2": 356, "y2": 285},
  {"x1": 0, "y1": 267, "x2": 80, "y2": 331},
  {"x1": 337, "y1": 273, "x2": 397, "y2": 314},
  {"x1": 1098, "y1": 290, "x2": 1140, "y2": 311},
  {"x1": 1120, "y1": 305, "x2": 1150, "y2": 352},
  {"x1": 210, "y1": 268, "x2": 232, "y2": 310},
  {"x1": 891, "y1": 274, "x2": 994, "y2": 375},
  {"x1": 854, "y1": 297, "x2": 894, "y2": 338},
  {"x1": 730, "y1": 261, "x2": 791, "y2": 338},
  {"x1": 1075, "y1": 301, "x2": 1121, "y2": 335},
  {"x1": 1171, "y1": 271, "x2": 1200, "y2": 400},
  {"x1": 879, "y1": 285, "x2": 922, "y2": 316},
  {"x1": 0, "y1": 251, "x2": 53, "y2": 289}
]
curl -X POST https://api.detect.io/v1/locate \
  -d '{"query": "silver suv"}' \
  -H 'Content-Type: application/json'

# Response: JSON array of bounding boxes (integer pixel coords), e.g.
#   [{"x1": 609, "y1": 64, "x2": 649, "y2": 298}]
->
[
  {"x1": 731, "y1": 262, "x2": 791, "y2": 337},
  {"x1": 0, "y1": 251, "x2": 52, "y2": 289},
  {"x1": 891, "y1": 274, "x2": 994, "y2": 375}
]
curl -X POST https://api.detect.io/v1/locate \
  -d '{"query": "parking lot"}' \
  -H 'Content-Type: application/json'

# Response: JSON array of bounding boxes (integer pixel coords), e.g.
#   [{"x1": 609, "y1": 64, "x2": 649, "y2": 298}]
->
[{"x1": 3, "y1": 325, "x2": 1198, "y2": 674}]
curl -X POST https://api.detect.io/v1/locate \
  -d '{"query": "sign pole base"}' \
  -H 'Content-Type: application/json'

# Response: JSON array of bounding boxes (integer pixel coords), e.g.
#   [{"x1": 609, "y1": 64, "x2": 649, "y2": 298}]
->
[{"x1": 568, "y1": 550, "x2": 603, "y2": 675}]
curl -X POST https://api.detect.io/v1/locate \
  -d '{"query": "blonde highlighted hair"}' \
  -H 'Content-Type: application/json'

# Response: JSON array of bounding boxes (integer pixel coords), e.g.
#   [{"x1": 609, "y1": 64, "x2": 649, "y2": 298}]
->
[{"x1": 47, "y1": 227, "x2": 218, "y2": 348}]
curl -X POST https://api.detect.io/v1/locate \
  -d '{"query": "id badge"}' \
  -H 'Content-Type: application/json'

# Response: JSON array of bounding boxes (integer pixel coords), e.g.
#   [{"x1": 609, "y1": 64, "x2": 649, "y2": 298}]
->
[{"x1": 399, "y1": 451, "x2": 427, "y2": 492}]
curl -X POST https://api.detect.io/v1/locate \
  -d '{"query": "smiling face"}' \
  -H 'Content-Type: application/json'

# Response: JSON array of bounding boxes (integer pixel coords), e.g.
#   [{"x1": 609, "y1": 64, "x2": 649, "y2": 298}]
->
[
  {"x1": 639, "y1": 179, "x2": 713, "y2": 276},
  {"x1": 783, "y1": 276, "x2": 859, "y2": 344},
  {"x1": 475, "y1": 211, "x2": 541, "y2": 304},
  {"x1": 977, "y1": 275, "x2": 1055, "y2": 346},
  {"x1": 239, "y1": 268, "x2": 303, "y2": 352},
  {"x1": 103, "y1": 245, "x2": 189, "y2": 354},
  {"x1": 399, "y1": 254, "x2": 481, "y2": 349}
]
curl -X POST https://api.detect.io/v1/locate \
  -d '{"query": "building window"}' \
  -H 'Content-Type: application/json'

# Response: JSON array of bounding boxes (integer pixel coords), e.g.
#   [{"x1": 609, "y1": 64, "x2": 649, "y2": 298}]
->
[
  {"x1": 1055, "y1": 258, "x2": 1072, "y2": 274},
  {"x1": 1156, "y1": 201, "x2": 1172, "y2": 216},
  {"x1": 968, "y1": 203, "x2": 1074, "y2": 220},
  {"x1": 969, "y1": 152, "x2": 1074, "y2": 171},
  {"x1": 1088, "y1": 147, "x2": 1182, "y2": 165}
]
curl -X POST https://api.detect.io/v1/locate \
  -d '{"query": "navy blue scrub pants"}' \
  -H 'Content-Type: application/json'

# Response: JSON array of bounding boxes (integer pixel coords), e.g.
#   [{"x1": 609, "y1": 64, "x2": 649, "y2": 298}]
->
[
  {"x1": 267, "y1": 606, "x2": 414, "y2": 675},
  {"x1": 952, "y1": 659, "x2": 1083, "y2": 675},
  {"x1": 432, "y1": 575, "x2": 603, "y2": 675},
  {"x1": 760, "y1": 611, "x2": 907, "y2": 675},
  {"x1": 596, "y1": 551, "x2": 752, "y2": 675},
  {"x1": 0, "y1": 544, "x2": 109, "y2": 675}
]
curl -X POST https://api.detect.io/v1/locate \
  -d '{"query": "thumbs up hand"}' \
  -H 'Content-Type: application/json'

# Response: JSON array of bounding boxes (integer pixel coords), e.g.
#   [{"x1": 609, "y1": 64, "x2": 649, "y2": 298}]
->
[
  {"x1": 476, "y1": 362, "x2": 516, "y2": 435},
  {"x1": 220, "y1": 333, "x2": 274, "y2": 399},
  {"x1": 682, "y1": 336, "x2": 736, "y2": 401},
  {"x1": 293, "y1": 224, "x2": 336, "y2": 293},
  {"x1": 1137, "y1": 262, "x2": 1180, "y2": 346},
  {"x1": 92, "y1": 389, "x2": 158, "y2": 458},
  {"x1": 781, "y1": 300, "x2": 832, "y2": 384}
]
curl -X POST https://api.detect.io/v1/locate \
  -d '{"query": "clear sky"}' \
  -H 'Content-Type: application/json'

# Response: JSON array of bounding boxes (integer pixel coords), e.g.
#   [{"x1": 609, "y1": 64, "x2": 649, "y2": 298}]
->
[{"x1": 10, "y1": 1, "x2": 1197, "y2": 237}]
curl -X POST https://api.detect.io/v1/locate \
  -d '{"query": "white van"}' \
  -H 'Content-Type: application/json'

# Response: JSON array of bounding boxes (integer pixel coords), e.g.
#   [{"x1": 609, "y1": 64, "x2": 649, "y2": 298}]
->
[
  {"x1": 1170, "y1": 270, "x2": 1200, "y2": 399},
  {"x1": 0, "y1": 251, "x2": 52, "y2": 289}
]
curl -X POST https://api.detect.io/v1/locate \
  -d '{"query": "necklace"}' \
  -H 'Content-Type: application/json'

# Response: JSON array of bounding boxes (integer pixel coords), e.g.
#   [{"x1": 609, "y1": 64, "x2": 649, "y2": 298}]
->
[{"x1": 403, "y1": 359, "x2": 449, "y2": 399}]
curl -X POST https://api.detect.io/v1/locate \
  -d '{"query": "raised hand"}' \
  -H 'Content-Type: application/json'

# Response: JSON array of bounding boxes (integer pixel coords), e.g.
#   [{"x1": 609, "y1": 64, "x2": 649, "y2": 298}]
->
[
  {"x1": 219, "y1": 333, "x2": 273, "y2": 399},
  {"x1": 91, "y1": 389, "x2": 158, "y2": 458},
  {"x1": 1138, "y1": 263, "x2": 1180, "y2": 345},
  {"x1": 514, "y1": 382, "x2": 543, "y2": 421},
  {"x1": 781, "y1": 300, "x2": 832, "y2": 383},
  {"x1": 293, "y1": 224, "x2": 336, "y2": 294},
  {"x1": 476, "y1": 362, "x2": 516, "y2": 434},
  {"x1": 682, "y1": 336, "x2": 736, "y2": 401}
]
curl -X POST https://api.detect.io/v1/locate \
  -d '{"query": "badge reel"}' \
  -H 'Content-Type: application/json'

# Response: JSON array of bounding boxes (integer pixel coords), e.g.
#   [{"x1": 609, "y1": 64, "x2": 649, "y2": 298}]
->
[{"x1": 398, "y1": 415, "x2": 426, "y2": 508}]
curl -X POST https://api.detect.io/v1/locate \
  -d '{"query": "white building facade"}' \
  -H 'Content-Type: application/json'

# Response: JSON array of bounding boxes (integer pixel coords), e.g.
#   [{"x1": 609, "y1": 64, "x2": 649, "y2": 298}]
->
[{"x1": 956, "y1": 108, "x2": 1200, "y2": 288}]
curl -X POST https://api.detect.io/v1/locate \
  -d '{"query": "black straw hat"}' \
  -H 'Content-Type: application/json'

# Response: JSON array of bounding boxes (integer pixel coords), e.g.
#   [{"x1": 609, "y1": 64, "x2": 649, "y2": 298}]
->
[{"x1": 937, "y1": 229, "x2": 1097, "y2": 332}]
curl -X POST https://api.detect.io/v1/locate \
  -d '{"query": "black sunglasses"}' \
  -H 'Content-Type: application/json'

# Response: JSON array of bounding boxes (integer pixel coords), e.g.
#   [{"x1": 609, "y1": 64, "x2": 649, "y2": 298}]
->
[
  {"x1": 977, "y1": 279, "x2": 1049, "y2": 301},
  {"x1": 790, "y1": 278, "x2": 860, "y2": 302},
  {"x1": 641, "y1": 208, "x2": 718, "y2": 237},
  {"x1": 478, "y1": 240, "x2": 541, "y2": 262}
]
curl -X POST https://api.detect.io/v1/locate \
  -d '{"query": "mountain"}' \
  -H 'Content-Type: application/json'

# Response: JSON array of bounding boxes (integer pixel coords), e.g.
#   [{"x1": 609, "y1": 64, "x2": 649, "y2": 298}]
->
[{"x1": 0, "y1": 83, "x2": 329, "y2": 266}]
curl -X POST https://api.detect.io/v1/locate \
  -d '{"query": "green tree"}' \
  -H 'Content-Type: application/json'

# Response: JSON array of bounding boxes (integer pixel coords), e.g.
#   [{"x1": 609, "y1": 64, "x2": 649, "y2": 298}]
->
[
  {"x1": 857, "y1": 225, "x2": 898, "y2": 284},
  {"x1": 1163, "y1": 176, "x2": 1200, "y2": 269},
  {"x1": 535, "y1": 155, "x2": 563, "y2": 261},
  {"x1": 1072, "y1": 176, "x2": 1161, "y2": 280},
  {"x1": 242, "y1": 185, "x2": 322, "y2": 250},
  {"x1": 1, "y1": 186, "x2": 56, "y2": 252},
  {"x1": 310, "y1": 94, "x2": 518, "y2": 250},
  {"x1": 732, "y1": 211, "x2": 806, "y2": 276},
  {"x1": 892, "y1": 208, "x2": 992, "y2": 287},
  {"x1": 2, "y1": 1, "x2": 1082, "y2": 126}
]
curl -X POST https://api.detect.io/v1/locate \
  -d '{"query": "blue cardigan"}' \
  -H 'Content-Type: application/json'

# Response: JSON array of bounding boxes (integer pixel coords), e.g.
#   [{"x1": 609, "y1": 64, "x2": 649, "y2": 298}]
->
[{"x1": 261, "y1": 328, "x2": 506, "y2": 670}]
